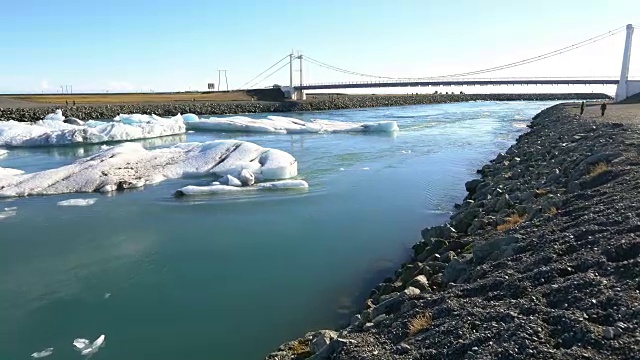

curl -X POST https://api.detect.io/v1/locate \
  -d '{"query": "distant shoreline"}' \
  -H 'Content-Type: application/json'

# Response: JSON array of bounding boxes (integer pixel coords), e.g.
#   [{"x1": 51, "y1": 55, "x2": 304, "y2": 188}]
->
[{"x1": 0, "y1": 93, "x2": 611, "y2": 122}]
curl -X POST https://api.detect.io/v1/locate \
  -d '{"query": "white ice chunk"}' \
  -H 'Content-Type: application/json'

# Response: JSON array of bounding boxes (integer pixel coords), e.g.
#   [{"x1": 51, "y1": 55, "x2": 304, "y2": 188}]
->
[
  {"x1": 0, "y1": 114, "x2": 185, "y2": 147},
  {"x1": 73, "y1": 338, "x2": 90, "y2": 351},
  {"x1": 44, "y1": 109, "x2": 64, "y2": 121},
  {"x1": 182, "y1": 113, "x2": 199, "y2": 122},
  {"x1": 0, "y1": 209, "x2": 16, "y2": 220},
  {"x1": 0, "y1": 167, "x2": 24, "y2": 178},
  {"x1": 185, "y1": 115, "x2": 398, "y2": 134},
  {"x1": 175, "y1": 179, "x2": 309, "y2": 196},
  {"x1": 239, "y1": 168, "x2": 255, "y2": 186},
  {"x1": 0, "y1": 140, "x2": 298, "y2": 197},
  {"x1": 254, "y1": 179, "x2": 309, "y2": 189},
  {"x1": 57, "y1": 198, "x2": 98, "y2": 206},
  {"x1": 31, "y1": 348, "x2": 54, "y2": 358},
  {"x1": 219, "y1": 174, "x2": 242, "y2": 187},
  {"x1": 80, "y1": 334, "x2": 105, "y2": 356},
  {"x1": 0, "y1": 149, "x2": 8, "y2": 157}
]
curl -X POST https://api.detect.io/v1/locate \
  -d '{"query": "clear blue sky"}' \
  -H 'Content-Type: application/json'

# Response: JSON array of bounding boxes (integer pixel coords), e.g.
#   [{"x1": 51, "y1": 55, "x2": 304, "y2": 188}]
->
[{"x1": 1, "y1": 0, "x2": 638, "y2": 93}]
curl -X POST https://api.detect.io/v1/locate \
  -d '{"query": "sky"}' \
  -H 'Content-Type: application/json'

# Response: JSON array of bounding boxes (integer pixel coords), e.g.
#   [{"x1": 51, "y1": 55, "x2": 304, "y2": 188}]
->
[{"x1": 1, "y1": 0, "x2": 639, "y2": 94}]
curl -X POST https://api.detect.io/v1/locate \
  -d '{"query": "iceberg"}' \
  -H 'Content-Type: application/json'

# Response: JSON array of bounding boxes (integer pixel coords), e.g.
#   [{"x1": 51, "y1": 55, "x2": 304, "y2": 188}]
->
[
  {"x1": 44, "y1": 109, "x2": 65, "y2": 121},
  {"x1": 0, "y1": 140, "x2": 298, "y2": 197},
  {"x1": 57, "y1": 198, "x2": 98, "y2": 206},
  {"x1": 175, "y1": 179, "x2": 309, "y2": 196},
  {"x1": 30, "y1": 348, "x2": 54, "y2": 358},
  {"x1": 183, "y1": 114, "x2": 399, "y2": 134},
  {"x1": 0, "y1": 111, "x2": 185, "y2": 147},
  {"x1": 73, "y1": 334, "x2": 105, "y2": 356}
]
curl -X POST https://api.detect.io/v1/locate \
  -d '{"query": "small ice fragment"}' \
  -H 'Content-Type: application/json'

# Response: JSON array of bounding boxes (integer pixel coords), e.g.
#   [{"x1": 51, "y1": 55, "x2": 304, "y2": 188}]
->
[
  {"x1": 4, "y1": 206, "x2": 17, "y2": 211},
  {"x1": 0, "y1": 149, "x2": 8, "y2": 157},
  {"x1": 44, "y1": 109, "x2": 64, "y2": 121},
  {"x1": 401, "y1": 150, "x2": 412, "y2": 154},
  {"x1": 239, "y1": 169, "x2": 255, "y2": 186},
  {"x1": 219, "y1": 174, "x2": 242, "y2": 187},
  {"x1": 99, "y1": 184, "x2": 117, "y2": 193},
  {"x1": 31, "y1": 348, "x2": 54, "y2": 358},
  {"x1": 104, "y1": 293, "x2": 111, "y2": 299},
  {"x1": 57, "y1": 198, "x2": 98, "y2": 206},
  {"x1": 0, "y1": 210, "x2": 16, "y2": 220},
  {"x1": 73, "y1": 338, "x2": 90, "y2": 351},
  {"x1": 339, "y1": 168, "x2": 345, "y2": 171},
  {"x1": 80, "y1": 334, "x2": 105, "y2": 356},
  {"x1": 361, "y1": 167, "x2": 370, "y2": 170}
]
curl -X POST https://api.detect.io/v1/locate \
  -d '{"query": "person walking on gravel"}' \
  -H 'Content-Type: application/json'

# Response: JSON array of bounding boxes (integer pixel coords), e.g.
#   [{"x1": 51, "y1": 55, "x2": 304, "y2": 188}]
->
[
  {"x1": 600, "y1": 102, "x2": 607, "y2": 117},
  {"x1": 580, "y1": 101, "x2": 586, "y2": 116}
]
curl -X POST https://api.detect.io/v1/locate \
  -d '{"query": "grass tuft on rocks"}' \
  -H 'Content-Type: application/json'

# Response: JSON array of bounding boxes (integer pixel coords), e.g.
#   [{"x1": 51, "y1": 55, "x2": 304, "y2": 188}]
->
[
  {"x1": 589, "y1": 162, "x2": 609, "y2": 177},
  {"x1": 289, "y1": 340, "x2": 312, "y2": 358},
  {"x1": 496, "y1": 213, "x2": 524, "y2": 232},
  {"x1": 547, "y1": 207, "x2": 558, "y2": 216},
  {"x1": 408, "y1": 311, "x2": 432, "y2": 336}
]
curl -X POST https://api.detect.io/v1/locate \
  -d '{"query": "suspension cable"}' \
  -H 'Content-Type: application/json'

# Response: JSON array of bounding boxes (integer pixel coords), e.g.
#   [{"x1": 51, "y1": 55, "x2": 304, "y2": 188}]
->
[
  {"x1": 248, "y1": 61, "x2": 291, "y2": 88},
  {"x1": 303, "y1": 25, "x2": 626, "y2": 80},
  {"x1": 239, "y1": 54, "x2": 290, "y2": 89}
]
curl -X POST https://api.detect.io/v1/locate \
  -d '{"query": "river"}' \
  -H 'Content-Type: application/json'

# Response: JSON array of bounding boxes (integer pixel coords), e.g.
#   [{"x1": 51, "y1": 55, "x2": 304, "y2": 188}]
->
[{"x1": 0, "y1": 100, "x2": 558, "y2": 359}]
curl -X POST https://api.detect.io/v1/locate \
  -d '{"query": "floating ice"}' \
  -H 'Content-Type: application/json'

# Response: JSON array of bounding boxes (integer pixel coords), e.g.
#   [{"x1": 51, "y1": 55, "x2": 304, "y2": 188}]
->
[
  {"x1": 0, "y1": 167, "x2": 24, "y2": 178},
  {"x1": 44, "y1": 109, "x2": 64, "y2": 121},
  {"x1": 0, "y1": 149, "x2": 7, "y2": 157},
  {"x1": 74, "y1": 335, "x2": 105, "y2": 356},
  {"x1": 0, "y1": 140, "x2": 298, "y2": 197},
  {"x1": 219, "y1": 174, "x2": 242, "y2": 187},
  {"x1": 30, "y1": 347, "x2": 54, "y2": 358},
  {"x1": 73, "y1": 339, "x2": 90, "y2": 351},
  {"x1": 57, "y1": 198, "x2": 98, "y2": 206},
  {"x1": 175, "y1": 179, "x2": 309, "y2": 196},
  {"x1": 0, "y1": 114, "x2": 185, "y2": 147},
  {"x1": 0, "y1": 209, "x2": 16, "y2": 220},
  {"x1": 184, "y1": 114, "x2": 399, "y2": 134}
]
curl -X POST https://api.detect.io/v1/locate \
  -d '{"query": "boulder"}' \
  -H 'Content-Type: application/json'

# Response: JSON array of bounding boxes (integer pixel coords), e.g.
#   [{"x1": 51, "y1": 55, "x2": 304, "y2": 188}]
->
[
  {"x1": 420, "y1": 224, "x2": 456, "y2": 241},
  {"x1": 310, "y1": 330, "x2": 338, "y2": 353},
  {"x1": 473, "y1": 235, "x2": 520, "y2": 264},
  {"x1": 407, "y1": 275, "x2": 429, "y2": 292},
  {"x1": 417, "y1": 239, "x2": 448, "y2": 262},
  {"x1": 465, "y1": 179, "x2": 483, "y2": 194},
  {"x1": 443, "y1": 254, "x2": 473, "y2": 284},
  {"x1": 451, "y1": 208, "x2": 481, "y2": 233}
]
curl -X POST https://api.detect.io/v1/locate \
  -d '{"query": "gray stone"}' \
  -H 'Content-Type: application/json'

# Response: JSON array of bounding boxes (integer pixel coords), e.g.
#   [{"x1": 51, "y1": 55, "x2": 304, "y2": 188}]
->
[
  {"x1": 473, "y1": 235, "x2": 520, "y2": 264},
  {"x1": 372, "y1": 314, "x2": 387, "y2": 325},
  {"x1": 362, "y1": 322, "x2": 375, "y2": 332},
  {"x1": 451, "y1": 208, "x2": 481, "y2": 233},
  {"x1": 603, "y1": 327, "x2": 615, "y2": 339},
  {"x1": 420, "y1": 224, "x2": 456, "y2": 241},
  {"x1": 465, "y1": 179, "x2": 483, "y2": 194},
  {"x1": 371, "y1": 294, "x2": 403, "y2": 319},
  {"x1": 379, "y1": 292, "x2": 399, "y2": 303},
  {"x1": 441, "y1": 251, "x2": 456, "y2": 263},
  {"x1": 443, "y1": 256, "x2": 472, "y2": 283},
  {"x1": 407, "y1": 275, "x2": 430, "y2": 292},
  {"x1": 403, "y1": 286, "x2": 420, "y2": 296},
  {"x1": 308, "y1": 338, "x2": 350, "y2": 360},
  {"x1": 401, "y1": 300, "x2": 418, "y2": 313},
  {"x1": 417, "y1": 239, "x2": 448, "y2": 262},
  {"x1": 350, "y1": 314, "x2": 362, "y2": 327},
  {"x1": 582, "y1": 151, "x2": 623, "y2": 166},
  {"x1": 395, "y1": 343, "x2": 412, "y2": 355},
  {"x1": 310, "y1": 330, "x2": 338, "y2": 353},
  {"x1": 467, "y1": 218, "x2": 487, "y2": 235}
]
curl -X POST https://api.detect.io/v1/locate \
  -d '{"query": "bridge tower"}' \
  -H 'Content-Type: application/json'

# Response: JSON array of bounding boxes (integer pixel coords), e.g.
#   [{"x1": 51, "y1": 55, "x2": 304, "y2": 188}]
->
[{"x1": 615, "y1": 24, "x2": 637, "y2": 101}]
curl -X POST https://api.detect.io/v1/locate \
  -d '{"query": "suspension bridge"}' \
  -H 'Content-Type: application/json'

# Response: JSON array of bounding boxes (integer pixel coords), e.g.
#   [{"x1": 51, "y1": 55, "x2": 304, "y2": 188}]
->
[{"x1": 239, "y1": 24, "x2": 639, "y2": 102}]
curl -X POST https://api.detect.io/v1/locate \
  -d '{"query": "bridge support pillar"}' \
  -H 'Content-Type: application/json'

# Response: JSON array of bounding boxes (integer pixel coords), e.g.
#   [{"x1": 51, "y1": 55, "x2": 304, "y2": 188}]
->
[
  {"x1": 615, "y1": 24, "x2": 635, "y2": 102},
  {"x1": 293, "y1": 89, "x2": 306, "y2": 100}
]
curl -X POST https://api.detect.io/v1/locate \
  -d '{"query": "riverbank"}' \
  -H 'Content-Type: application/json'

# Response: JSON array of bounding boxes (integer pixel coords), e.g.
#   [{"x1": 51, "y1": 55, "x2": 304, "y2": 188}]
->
[
  {"x1": 267, "y1": 102, "x2": 640, "y2": 359},
  {"x1": 0, "y1": 93, "x2": 610, "y2": 122}
]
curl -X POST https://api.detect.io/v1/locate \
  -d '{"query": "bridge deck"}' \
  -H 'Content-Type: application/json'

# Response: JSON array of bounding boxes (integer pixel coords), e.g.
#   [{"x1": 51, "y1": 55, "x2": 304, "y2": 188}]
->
[{"x1": 296, "y1": 79, "x2": 619, "y2": 90}]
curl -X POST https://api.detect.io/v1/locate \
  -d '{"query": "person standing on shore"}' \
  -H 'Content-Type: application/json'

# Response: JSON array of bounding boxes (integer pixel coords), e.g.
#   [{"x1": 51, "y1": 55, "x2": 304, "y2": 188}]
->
[
  {"x1": 600, "y1": 102, "x2": 607, "y2": 117},
  {"x1": 580, "y1": 101, "x2": 585, "y2": 116}
]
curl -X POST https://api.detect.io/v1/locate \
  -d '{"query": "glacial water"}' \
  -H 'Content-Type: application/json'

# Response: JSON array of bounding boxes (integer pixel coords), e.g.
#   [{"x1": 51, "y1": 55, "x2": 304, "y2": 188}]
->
[{"x1": 0, "y1": 101, "x2": 558, "y2": 359}]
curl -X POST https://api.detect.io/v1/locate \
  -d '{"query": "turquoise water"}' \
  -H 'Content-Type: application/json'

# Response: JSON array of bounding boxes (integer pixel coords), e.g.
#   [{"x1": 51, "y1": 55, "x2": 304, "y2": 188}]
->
[{"x1": 0, "y1": 101, "x2": 557, "y2": 359}]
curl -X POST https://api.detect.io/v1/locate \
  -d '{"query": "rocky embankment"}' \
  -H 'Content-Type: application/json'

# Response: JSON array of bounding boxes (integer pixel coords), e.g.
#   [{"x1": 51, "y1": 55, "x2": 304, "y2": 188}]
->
[
  {"x1": 0, "y1": 93, "x2": 609, "y2": 122},
  {"x1": 267, "y1": 103, "x2": 640, "y2": 359}
]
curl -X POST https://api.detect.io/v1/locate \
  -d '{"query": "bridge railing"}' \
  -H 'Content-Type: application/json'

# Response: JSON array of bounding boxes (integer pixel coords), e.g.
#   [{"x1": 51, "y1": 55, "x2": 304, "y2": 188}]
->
[{"x1": 296, "y1": 76, "x2": 628, "y2": 88}]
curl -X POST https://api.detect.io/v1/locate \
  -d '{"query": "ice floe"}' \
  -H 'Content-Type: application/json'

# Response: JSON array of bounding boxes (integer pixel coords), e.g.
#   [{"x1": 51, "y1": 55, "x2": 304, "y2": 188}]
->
[
  {"x1": 0, "y1": 149, "x2": 8, "y2": 157},
  {"x1": 30, "y1": 348, "x2": 54, "y2": 358},
  {"x1": 175, "y1": 179, "x2": 309, "y2": 196},
  {"x1": 0, "y1": 167, "x2": 24, "y2": 178},
  {"x1": 183, "y1": 114, "x2": 399, "y2": 134},
  {"x1": 73, "y1": 334, "x2": 105, "y2": 355},
  {"x1": 57, "y1": 198, "x2": 98, "y2": 206},
  {"x1": 0, "y1": 110, "x2": 185, "y2": 147},
  {"x1": 0, "y1": 140, "x2": 298, "y2": 197},
  {"x1": 0, "y1": 209, "x2": 16, "y2": 220}
]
